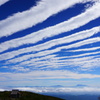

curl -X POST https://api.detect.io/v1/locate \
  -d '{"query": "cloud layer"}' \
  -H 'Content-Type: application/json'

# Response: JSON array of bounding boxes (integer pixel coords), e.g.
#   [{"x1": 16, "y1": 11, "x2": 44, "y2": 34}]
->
[
  {"x1": 0, "y1": 2, "x2": 100, "y2": 52},
  {"x1": 0, "y1": 0, "x2": 89, "y2": 37},
  {"x1": 0, "y1": 0, "x2": 100, "y2": 87},
  {"x1": 16, "y1": 87, "x2": 100, "y2": 95}
]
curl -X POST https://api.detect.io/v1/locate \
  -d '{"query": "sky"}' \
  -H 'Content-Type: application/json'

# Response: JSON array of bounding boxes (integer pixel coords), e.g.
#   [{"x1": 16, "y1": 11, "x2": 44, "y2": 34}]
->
[{"x1": 0, "y1": 0, "x2": 100, "y2": 87}]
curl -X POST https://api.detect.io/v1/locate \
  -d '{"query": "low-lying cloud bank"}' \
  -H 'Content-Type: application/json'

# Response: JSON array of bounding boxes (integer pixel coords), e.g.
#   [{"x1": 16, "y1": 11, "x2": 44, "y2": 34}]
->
[
  {"x1": 1, "y1": 85, "x2": 100, "y2": 95},
  {"x1": 4, "y1": 86, "x2": 100, "y2": 95}
]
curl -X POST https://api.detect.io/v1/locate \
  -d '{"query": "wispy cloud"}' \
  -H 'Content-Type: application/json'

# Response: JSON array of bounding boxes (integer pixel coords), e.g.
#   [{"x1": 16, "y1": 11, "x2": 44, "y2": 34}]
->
[
  {"x1": 11, "y1": 66, "x2": 30, "y2": 72},
  {"x1": 0, "y1": 70, "x2": 100, "y2": 81},
  {"x1": 0, "y1": 2, "x2": 100, "y2": 52},
  {"x1": 0, "y1": 26, "x2": 99, "y2": 61},
  {"x1": 5, "y1": 37, "x2": 100, "y2": 64},
  {"x1": 69, "y1": 46, "x2": 100, "y2": 52},
  {"x1": 19, "y1": 55, "x2": 100, "y2": 70},
  {"x1": 6, "y1": 52, "x2": 100, "y2": 71}
]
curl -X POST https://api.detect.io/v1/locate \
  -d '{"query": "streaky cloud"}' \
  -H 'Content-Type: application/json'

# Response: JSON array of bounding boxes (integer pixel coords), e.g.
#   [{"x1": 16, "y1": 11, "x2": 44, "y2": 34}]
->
[
  {"x1": 0, "y1": 26, "x2": 99, "y2": 61},
  {"x1": 0, "y1": 0, "x2": 9, "y2": 6},
  {"x1": 9, "y1": 53, "x2": 100, "y2": 70},
  {"x1": 5, "y1": 37, "x2": 100, "y2": 64},
  {"x1": 0, "y1": 2, "x2": 100, "y2": 52},
  {"x1": 69, "y1": 46, "x2": 100, "y2": 52},
  {"x1": 0, "y1": 70, "x2": 100, "y2": 80},
  {"x1": 0, "y1": 0, "x2": 87, "y2": 37}
]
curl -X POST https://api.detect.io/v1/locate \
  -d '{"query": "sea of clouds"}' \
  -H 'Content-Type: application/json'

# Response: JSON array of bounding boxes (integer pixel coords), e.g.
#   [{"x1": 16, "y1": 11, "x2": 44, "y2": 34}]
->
[{"x1": 1, "y1": 86, "x2": 100, "y2": 95}]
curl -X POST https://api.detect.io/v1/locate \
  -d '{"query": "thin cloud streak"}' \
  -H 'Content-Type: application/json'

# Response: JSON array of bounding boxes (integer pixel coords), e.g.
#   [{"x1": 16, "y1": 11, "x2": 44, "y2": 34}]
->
[
  {"x1": 6, "y1": 37, "x2": 100, "y2": 64},
  {"x1": 29, "y1": 26, "x2": 100, "y2": 52},
  {"x1": 22, "y1": 56, "x2": 100, "y2": 71},
  {"x1": 6, "y1": 50, "x2": 100, "y2": 71},
  {"x1": 0, "y1": 26, "x2": 99, "y2": 61},
  {"x1": 15, "y1": 55, "x2": 100, "y2": 70},
  {"x1": 0, "y1": 70, "x2": 100, "y2": 81},
  {"x1": 3, "y1": 51, "x2": 100, "y2": 70},
  {"x1": 0, "y1": 2, "x2": 100, "y2": 52},
  {"x1": 0, "y1": 0, "x2": 87, "y2": 37},
  {"x1": 68, "y1": 51, "x2": 100, "y2": 58},
  {"x1": 7, "y1": 49, "x2": 100, "y2": 65},
  {"x1": 69, "y1": 46, "x2": 100, "y2": 52}
]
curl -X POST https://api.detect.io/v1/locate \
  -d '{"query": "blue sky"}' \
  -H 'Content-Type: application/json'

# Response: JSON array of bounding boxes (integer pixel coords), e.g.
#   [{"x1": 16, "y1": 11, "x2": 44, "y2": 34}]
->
[{"x1": 0, "y1": 0, "x2": 100, "y2": 87}]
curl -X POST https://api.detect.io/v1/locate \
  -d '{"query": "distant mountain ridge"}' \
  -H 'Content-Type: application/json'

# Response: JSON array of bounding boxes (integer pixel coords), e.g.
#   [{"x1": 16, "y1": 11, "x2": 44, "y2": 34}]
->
[
  {"x1": 4, "y1": 84, "x2": 88, "y2": 88},
  {"x1": 75, "y1": 84, "x2": 88, "y2": 87},
  {"x1": 50, "y1": 85, "x2": 64, "y2": 87}
]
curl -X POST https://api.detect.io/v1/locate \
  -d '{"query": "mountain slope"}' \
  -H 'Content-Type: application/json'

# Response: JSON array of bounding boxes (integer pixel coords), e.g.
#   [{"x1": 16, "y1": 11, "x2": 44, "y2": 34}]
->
[{"x1": 0, "y1": 91, "x2": 64, "y2": 100}]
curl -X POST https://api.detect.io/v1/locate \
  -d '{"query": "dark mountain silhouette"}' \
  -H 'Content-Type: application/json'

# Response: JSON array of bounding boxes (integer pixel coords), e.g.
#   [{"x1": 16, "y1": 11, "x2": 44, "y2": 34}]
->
[{"x1": 0, "y1": 90, "x2": 64, "y2": 100}]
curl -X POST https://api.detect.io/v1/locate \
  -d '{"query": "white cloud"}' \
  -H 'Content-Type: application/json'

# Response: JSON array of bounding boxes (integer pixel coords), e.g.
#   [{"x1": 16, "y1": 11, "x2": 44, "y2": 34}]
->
[
  {"x1": 63, "y1": 37, "x2": 100, "y2": 50},
  {"x1": 28, "y1": 26, "x2": 100, "y2": 53},
  {"x1": 65, "y1": 57, "x2": 100, "y2": 70},
  {"x1": 18, "y1": 55, "x2": 56, "y2": 65},
  {"x1": 1, "y1": 66, "x2": 8, "y2": 68},
  {"x1": 7, "y1": 50, "x2": 100, "y2": 64},
  {"x1": 69, "y1": 46, "x2": 100, "y2": 52},
  {"x1": 0, "y1": 0, "x2": 100, "y2": 82},
  {"x1": 11, "y1": 66, "x2": 30, "y2": 72},
  {"x1": 15, "y1": 86, "x2": 100, "y2": 95},
  {"x1": 0, "y1": 2, "x2": 100, "y2": 52},
  {"x1": 0, "y1": 70, "x2": 100, "y2": 81},
  {"x1": 7, "y1": 53, "x2": 100, "y2": 71},
  {"x1": 79, "y1": 58, "x2": 100, "y2": 70},
  {"x1": 0, "y1": 0, "x2": 9, "y2": 6},
  {"x1": 0, "y1": 69, "x2": 100, "y2": 87},
  {"x1": 6, "y1": 37, "x2": 100, "y2": 64},
  {"x1": 0, "y1": 26, "x2": 100, "y2": 61},
  {"x1": 1, "y1": 85, "x2": 100, "y2": 95},
  {"x1": 0, "y1": 0, "x2": 88, "y2": 37},
  {"x1": 70, "y1": 51, "x2": 100, "y2": 58},
  {"x1": 0, "y1": 0, "x2": 100, "y2": 89},
  {"x1": 0, "y1": 89, "x2": 5, "y2": 91}
]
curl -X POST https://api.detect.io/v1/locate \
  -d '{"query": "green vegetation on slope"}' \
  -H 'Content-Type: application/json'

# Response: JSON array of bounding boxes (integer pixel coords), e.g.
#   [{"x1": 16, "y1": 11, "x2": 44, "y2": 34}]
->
[{"x1": 0, "y1": 91, "x2": 64, "y2": 100}]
